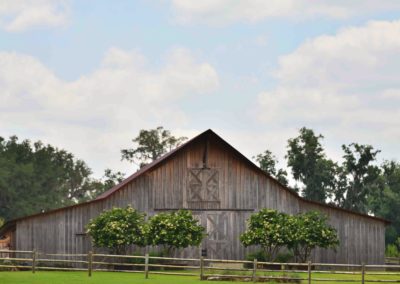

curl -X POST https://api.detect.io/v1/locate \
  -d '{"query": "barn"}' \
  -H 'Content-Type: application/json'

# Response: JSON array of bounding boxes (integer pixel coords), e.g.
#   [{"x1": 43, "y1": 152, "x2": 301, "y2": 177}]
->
[{"x1": 0, "y1": 129, "x2": 388, "y2": 264}]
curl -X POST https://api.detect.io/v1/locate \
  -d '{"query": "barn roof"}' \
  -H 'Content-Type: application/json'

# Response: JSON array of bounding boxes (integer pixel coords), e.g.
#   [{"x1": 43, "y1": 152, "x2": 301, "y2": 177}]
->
[{"x1": 0, "y1": 129, "x2": 390, "y2": 235}]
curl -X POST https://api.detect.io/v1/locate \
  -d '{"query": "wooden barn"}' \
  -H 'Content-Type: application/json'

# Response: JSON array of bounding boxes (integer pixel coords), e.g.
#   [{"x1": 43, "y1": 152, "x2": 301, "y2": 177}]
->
[{"x1": 0, "y1": 130, "x2": 388, "y2": 264}]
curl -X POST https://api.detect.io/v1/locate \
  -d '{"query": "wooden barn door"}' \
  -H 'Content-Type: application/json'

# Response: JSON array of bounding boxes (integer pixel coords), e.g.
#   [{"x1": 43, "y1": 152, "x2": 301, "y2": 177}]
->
[{"x1": 206, "y1": 212, "x2": 231, "y2": 259}]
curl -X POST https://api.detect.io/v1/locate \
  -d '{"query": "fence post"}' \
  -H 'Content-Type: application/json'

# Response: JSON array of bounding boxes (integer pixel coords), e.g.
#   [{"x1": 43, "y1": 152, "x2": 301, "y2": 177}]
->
[
  {"x1": 361, "y1": 262, "x2": 365, "y2": 284},
  {"x1": 308, "y1": 261, "x2": 312, "y2": 284},
  {"x1": 32, "y1": 250, "x2": 36, "y2": 274},
  {"x1": 200, "y1": 256, "x2": 204, "y2": 280},
  {"x1": 145, "y1": 253, "x2": 149, "y2": 279},
  {"x1": 88, "y1": 251, "x2": 93, "y2": 277},
  {"x1": 252, "y1": 258, "x2": 258, "y2": 282}
]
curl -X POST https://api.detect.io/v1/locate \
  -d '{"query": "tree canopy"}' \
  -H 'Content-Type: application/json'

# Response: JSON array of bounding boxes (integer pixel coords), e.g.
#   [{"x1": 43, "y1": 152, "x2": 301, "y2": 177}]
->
[
  {"x1": 369, "y1": 161, "x2": 400, "y2": 244},
  {"x1": 254, "y1": 150, "x2": 289, "y2": 186},
  {"x1": 87, "y1": 206, "x2": 147, "y2": 254},
  {"x1": 286, "y1": 127, "x2": 337, "y2": 202},
  {"x1": 240, "y1": 209, "x2": 293, "y2": 261},
  {"x1": 240, "y1": 209, "x2": 339, "y2": 262},
  {"x1": 146, "y1": 210, "x2": 205, "y2": 255},
  {"x1": 0, "y1": 136, "x2": 124, "y2": 221},
  {"x1": 289, "y1": 211, "x2": 339, "y2": 262},
  {"x1": 121, "y1": 127, "x2": 187, "y2": 168},
  {"x1": 334, "y1": 143, "x2": 381, "y2": 213}
]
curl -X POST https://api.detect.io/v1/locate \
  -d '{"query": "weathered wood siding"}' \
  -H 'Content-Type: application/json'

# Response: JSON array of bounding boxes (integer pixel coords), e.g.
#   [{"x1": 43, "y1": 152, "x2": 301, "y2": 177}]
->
[{"x1": 15, "y1": 133, "x2": 386, "y2": 264}]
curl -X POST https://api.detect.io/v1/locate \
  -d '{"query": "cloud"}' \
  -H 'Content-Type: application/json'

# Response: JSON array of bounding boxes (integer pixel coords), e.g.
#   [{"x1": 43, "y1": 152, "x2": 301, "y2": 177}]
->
[
  {"x1": 0, "y1": 0, "x2": 69, "y2": 32},
  {"x1": 256, "y1": 20, "x2": 400, "y2": 160},
  {"x1": 0, "y1": 47, "x2": 219, "y2": 175},
  {"x1": 169, "y1": 0, "x2": 400, "y2": 25}
]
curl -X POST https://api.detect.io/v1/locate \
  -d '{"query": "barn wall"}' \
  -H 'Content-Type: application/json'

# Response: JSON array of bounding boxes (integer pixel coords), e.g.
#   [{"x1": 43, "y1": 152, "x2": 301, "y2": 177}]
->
[
  {"x1": 298, "y1": 201, "x2": 385, "y2": 264},
  {"x1": 15, "y1": 133, "x2": 386, "y2": 264}
]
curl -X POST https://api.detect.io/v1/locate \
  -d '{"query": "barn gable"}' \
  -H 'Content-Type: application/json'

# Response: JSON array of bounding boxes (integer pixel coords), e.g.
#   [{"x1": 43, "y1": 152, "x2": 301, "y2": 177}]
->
[{"x1": 0, "y1": 129, "x2": 387, "y2": 263}]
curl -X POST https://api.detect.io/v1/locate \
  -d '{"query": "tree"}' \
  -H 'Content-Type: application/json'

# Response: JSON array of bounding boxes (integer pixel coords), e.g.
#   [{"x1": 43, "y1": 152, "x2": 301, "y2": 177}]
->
[
  {"x1": 146, "y1": 210, "x2": 205, "y2": 255},
  {"x1": 83, "y1": 169, "x2": 125, "y2": 201},
  {"x1": 289, "y1": 211, "x2": 339, "y2": 262},
  {"x1": 121, "y1": 127, "x2": 187, "y2": 167},
  {"x1": 87, "y1": 206, "x2": 146, "y2": 254},
  {"x1": 240, "y1": 209, "x2": 293, "y2": 261},
  {"x1": 368, "y1": 160, "x2": 400, "y2": 244},
  {"x1": 0, "y1": 135, "x2": 124, "y2": 221},
  {"x1": 286, "y1": 127, "x2": 337, "y2": 203},
  {"x1": 0, "y1": 136, "x2": 90, "y2": 220},
  {"x1": 334, "y1": 143, "x2": 381, "y2": 213},
  {"x1": 254, "y1": 150, "x2": 289, "y2": 186}
]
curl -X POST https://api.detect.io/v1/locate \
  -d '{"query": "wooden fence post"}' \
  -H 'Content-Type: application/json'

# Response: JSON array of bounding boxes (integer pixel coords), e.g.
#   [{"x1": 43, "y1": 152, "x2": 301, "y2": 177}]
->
[
  {"x1": 145, "y1": 253, "x2": 149, "y2": 279},
  {"x1": 200, "y1": 256, "x2": 204, "y2": 280},
  {"x1": 308, "y1": 261, "x2": 312, "y2": 284},
  {"x1": 252, "y1": 258, "x2": 258, "y2": 282},
  {"x1": 32, "y1": 250, "x2": 36, "y2": 274},
  {"x1": 88, "y1": 251, "x2": 93, "y2": 277},
  {"x1": 361, "y1": 262, "x2": 365, "y2": 284}
]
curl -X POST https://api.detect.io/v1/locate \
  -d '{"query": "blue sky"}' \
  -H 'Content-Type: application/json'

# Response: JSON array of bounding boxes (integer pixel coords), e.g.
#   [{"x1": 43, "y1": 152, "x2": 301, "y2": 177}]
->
[{"x1": 1, "y1": 1, "x2": 400, "y2": 177}]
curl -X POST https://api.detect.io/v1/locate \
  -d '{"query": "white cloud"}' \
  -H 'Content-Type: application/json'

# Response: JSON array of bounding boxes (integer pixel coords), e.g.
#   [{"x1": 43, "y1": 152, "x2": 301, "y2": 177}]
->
[
  {"x1": 0, "y1": 0, "x2": 69, "y2": 32},
  {"x1": 169, "y1": 0, "x2": 400, "y2": 25},
  {"x1": 256, "y1": 19, "x2": 400, "y2": 161},
  {"x1": 0, "y1": 47, "x2": 219, "y2": 175}
]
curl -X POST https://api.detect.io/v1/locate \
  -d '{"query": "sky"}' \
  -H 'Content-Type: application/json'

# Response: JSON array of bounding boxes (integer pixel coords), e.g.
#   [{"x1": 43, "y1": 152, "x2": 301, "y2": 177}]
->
[{"x1": 1, "y1": 0, "x2": 400, "y2": 178}]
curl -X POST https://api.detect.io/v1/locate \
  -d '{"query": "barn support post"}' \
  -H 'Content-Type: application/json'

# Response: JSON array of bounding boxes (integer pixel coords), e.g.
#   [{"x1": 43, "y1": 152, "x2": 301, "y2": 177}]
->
[
  {"x1": 252, "y1": 258, "x2": 258, "y2": 282},
  {"x1": 32, "y1": 250, "x2": 36, "y2": 274},
  {"x1": 200, "y1": 256, "x2": 204, "y2": 280},
  {"x1": 144, "y1": 253, "x2": 149, "y2": 279},
  {"x1": 88, "y1": 251, "x2": 93, "y2": 277},
  {"x1": 307, "y1": 261, "x2": 312, "y2": 284},
  {"x1": 361, "y1": 262, "x2": 365, "y2": 284}
]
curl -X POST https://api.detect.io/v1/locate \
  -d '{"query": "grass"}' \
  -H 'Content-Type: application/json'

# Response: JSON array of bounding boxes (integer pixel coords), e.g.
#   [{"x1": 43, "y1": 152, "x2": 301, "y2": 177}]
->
[
  {"x1": 0, "y1": 270, "x2": 399, "y2": 284},
  {"x1": 0, "y1": 271, "x2": 230, "y2": 284}
]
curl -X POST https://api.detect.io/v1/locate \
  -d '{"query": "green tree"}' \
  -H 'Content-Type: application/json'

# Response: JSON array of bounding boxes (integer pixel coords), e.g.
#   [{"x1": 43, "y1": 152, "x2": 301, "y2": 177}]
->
[
  {"x1": 254, "y1": 150, "x2": 289, "y2": 186},
  {"x1": 146, "y1": 210, "x2": 205, "y2": 255},
  {"x1": 289, "y1": 211, "x2": 339, "y2": 262},
  {"x1": 0, "y1": 136, "x2": 123, "y2": 221},
  {"x1": 84, "y1": 169, "x2": 125, "y2": 200},
  {"x1": 121, "y1": 127, "x2": 187, "y2": 167},
  {"x1": 369, "y1": 161, "x2": 400, "y2": 244},
  {"x1": 87, "y1": 206, "x2": 146, "y2": 254},
  {"x1": 334, "y1": 143, "x2": 381, "y2": 213},
  {"x1": 286, "y1": 127, "x2": 337, "y2": 203},
  {"x1": 240, "y1": 209, "x2": 293, "y2": 261}
]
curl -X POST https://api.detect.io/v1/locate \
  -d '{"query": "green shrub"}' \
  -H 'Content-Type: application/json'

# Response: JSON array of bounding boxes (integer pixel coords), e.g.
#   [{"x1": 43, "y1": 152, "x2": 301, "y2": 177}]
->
[
  {"x1": 386, "y1": 244, "x2": 399, "y2": 257},
  {"x1": 147, "y1": 210, "x2": 205, "y2": 256},
  {"x1": 87, "y1": 206, "x2": 147, "y2": 254},
  {"x1": 275, "y1": 251, "x2": 294, "y2": 263},
  {"x1": 244, "y1": 250, "x2": 267, "y2": 268}
]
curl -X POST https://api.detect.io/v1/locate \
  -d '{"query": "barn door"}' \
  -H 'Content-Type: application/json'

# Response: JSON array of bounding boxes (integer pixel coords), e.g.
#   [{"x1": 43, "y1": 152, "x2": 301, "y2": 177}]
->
[{"x1": 206, "y1": 212, "x2": 230, "y2": 259}]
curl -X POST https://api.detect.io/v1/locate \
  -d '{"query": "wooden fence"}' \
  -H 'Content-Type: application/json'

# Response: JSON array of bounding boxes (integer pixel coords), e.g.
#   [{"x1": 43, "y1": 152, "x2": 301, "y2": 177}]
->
[
  {"x1": 1, "y1": 250, "x2": 400, "y2": 283},
  {"x1": 386, "y1": 257, "x2": 400, "y2": 265}
]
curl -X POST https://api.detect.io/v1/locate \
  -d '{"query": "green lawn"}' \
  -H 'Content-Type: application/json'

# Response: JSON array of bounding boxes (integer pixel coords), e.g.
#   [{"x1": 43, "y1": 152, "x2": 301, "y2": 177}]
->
[
  {"x1": 0, "y1": 271, "x2": 399, "y2": 284},
  {"x1": 0, "y1": 271, "x2": 227, "y2": 284}
]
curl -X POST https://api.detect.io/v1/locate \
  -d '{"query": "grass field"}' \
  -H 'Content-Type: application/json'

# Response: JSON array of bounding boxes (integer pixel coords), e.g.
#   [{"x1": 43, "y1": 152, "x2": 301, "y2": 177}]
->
[{"x1": 0, "y1": 271, "x2": 400, "y2": 284}]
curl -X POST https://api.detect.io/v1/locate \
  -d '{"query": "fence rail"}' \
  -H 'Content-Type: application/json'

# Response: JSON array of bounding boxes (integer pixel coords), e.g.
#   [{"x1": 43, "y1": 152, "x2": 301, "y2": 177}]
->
[{"x1": 1, "y1": 250, "x2": 400, "y2": 283}]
